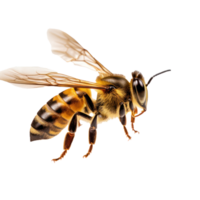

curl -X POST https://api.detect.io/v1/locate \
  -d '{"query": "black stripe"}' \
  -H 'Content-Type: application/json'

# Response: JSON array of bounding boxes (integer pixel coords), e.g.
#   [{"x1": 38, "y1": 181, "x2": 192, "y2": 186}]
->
[
  {"x1": 36, "y1": 105, "x2": 68, "y2": 124},
  {"x1": 31, "y1": 118, "x2": 47, "y2": 131},
  {"x1": 37, "y1": 106, "x2": 59, "y2": 123},
  {"x1": 59, "y1": 92, "x2": 75, "y2": 105},
  {"x1": 47, "y1": 98, "x2": 63, "y2": 114},
  {"x1": 31, "y1": 117, "x2": 61, "y2": 135}
]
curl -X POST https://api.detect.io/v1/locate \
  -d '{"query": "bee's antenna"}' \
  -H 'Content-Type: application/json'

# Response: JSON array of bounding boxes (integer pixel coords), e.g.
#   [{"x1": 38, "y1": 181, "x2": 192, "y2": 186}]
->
[{"x1": 146, "y1": 69, "x2": 171, "y2": 87}]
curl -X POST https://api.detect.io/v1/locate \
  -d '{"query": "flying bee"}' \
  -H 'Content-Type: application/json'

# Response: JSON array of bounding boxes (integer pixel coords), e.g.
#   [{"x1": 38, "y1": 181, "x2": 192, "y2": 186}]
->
[{"x1": 0, "y1": 29, "x2": 170, "y2": 161}]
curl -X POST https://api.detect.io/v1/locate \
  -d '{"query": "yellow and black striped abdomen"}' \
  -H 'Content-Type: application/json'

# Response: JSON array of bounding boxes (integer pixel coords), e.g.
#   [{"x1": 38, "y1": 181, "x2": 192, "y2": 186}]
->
[{"x1": 30, "y1": 88, "x2": 91, "y2": 141}]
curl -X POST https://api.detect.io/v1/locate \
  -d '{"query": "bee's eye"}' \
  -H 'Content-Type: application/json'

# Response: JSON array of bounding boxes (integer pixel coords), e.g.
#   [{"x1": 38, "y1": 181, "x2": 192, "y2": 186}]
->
[{"x1": 133, "y1": 79, "x2": 145, "y2": 102}]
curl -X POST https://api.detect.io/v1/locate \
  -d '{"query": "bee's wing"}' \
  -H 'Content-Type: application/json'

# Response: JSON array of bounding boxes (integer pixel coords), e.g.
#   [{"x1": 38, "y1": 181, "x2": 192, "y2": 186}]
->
[
  {"x1": 0, "y1": 67, "x2": 109, "y2": 89},
  {"x1": 47, "y1": 29, "x2": 113, "y2": 76}
]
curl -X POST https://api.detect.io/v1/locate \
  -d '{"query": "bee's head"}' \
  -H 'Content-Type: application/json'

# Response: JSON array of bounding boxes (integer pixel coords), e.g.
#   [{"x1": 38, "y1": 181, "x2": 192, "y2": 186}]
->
[{"x1": 130, "y1": 71, "x2": 148, "y2": 111}]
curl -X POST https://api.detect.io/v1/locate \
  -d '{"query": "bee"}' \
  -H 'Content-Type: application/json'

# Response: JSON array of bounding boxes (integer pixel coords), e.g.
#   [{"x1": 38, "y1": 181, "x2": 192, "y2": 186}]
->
[{"x1": 0, "y1": 29, "x2": 170, "y2": 161}]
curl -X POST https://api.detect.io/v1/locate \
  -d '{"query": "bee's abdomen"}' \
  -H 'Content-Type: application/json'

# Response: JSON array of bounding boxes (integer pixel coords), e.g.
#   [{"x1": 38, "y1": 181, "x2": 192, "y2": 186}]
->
[
  {"x1": 30, "y1": 88, "x2": 91, "y2": 141},
  {"x1": 30, "y1": 113, "x2": 64, "y2": 141}
]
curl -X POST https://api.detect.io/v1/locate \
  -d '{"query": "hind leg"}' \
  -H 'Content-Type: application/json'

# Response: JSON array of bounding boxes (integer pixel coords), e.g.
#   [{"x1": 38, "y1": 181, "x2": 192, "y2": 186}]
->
[
  {"x1": 52, "y1": 132, "x2": 75, "y2": 162},
  {"x1": 83, "y1": 112, "x2": 99, "y2": 158},
  {"x1": 52, "y1": 112, "x2": 92, "y2": 162}
]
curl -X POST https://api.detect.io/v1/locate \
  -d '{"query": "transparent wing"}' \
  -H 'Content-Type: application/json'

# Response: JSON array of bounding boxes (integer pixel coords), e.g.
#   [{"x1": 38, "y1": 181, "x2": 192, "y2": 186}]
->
[
  {"x1": 0, "y1": 67, "x2": 109, "y2": 89},
  {"x1": 47, "y1": 29, "x2": 113, "y2": 75}
]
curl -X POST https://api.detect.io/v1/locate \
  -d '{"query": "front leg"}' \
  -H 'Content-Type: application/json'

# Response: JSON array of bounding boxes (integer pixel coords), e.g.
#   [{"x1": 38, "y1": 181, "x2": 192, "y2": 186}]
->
[
  {"x1": 83, "y1": 112, "x2": 99, "y2": 158},
  {"x1": 119, "y1": 102, "x2": 131, "y2": 140},
  {"x1": 135, "y1": 109, "x2": 146, "y2": 118},
  {"x1": 130, "y1": 109, "x2": 147, "y2": 135},
  {"x1": 131, "y1": 115, "x2": 139, "y2": 134}
]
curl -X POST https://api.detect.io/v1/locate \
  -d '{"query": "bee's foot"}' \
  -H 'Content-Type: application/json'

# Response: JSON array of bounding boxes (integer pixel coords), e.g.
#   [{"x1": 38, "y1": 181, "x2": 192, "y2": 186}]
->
[
  {"x1": 82, "y1": 153, "x2": 90, "y2": 159},
  {"x1": 50, "y1": 158, "x2": 62, "y2": 164},
  {"x1": 51, "y1": 150, "x2": 67, "y2": 162},
  {"x1": 83, "y1": 144, "x2": 93, "y2": 158}
]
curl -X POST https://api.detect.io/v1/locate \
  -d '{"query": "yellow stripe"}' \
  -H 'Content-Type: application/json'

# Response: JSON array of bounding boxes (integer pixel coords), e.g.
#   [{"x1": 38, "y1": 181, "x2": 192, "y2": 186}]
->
[
  {"x1": 53, "y1": 117, "x2": 68, "y2": 129},
  {"x1": 29, "y1": 126, "x2": 42, "y2": 135},
  {"x1": 49, "y1": 129, "x2": 60, "y2": 136},
  {"x1": 34, "y1": 114, "x2": 48, "y2": 126}
]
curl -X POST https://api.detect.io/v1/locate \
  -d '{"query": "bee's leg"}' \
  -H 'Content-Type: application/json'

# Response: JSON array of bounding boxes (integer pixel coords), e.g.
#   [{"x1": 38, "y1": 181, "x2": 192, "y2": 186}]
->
[
  {"x1": 75, "y1": 90, "x2": 95, "y2": 113},
  {"x1": 52, "y1": 132, "x2": 74, "y2": 162},
  {"x1": 135, "y1": 109, "x2": 146, "y2": 118},
  {"x1": 129, "y1": 99, "x2": 135, "y2": 136},
  {"x1": 52, "y1": 112, "x2": 92, "y2": 162},
  {"x1": 131, "y1": 115, "x2": 138, "y2": 133},
  {"x1": 130, "y1": 109, "x2": 147, "y2": 135},
  {"x1": 119, "y1": 103, "x2": 131, "y2": 138},
  {"x1": 83, "y1": 113, "x2": 99, "y2": 158}
]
